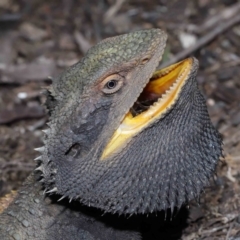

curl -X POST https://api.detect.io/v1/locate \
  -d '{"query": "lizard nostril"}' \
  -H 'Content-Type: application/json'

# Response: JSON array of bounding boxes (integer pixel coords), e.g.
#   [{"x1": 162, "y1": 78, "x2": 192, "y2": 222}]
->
[
  {"x1": 141, "y1": 57, "x2": 150, "y2": 65},
  {"x1": 65, "y1": 143, "x2": 81, "y2": 159}
]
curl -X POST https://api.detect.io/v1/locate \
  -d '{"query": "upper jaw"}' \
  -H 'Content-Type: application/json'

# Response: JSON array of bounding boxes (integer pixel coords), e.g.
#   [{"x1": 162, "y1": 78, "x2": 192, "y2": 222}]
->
[
  {"x1": 101, "y1": 58, "x2": 196, "y2": 160},
  {"x1": 131, "y1": 58, "x2": 195, "y2": 117}
]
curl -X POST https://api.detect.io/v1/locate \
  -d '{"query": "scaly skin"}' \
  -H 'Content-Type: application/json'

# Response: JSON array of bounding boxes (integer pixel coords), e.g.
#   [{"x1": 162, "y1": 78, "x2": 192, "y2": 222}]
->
[
  {"x1": 0, "y1": 173, "x2": 140, "y2": 240},
  {"x1": 38, "y1": 29, "x2": 170, "y2": 214},
  {"x1": 0, "y1": 29, "x2": 222, "y2": 239}
]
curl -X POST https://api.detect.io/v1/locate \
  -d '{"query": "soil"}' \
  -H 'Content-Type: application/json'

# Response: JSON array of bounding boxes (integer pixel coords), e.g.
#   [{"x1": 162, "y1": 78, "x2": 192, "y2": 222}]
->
[{"x1": 0, "y1": 0, "x2": 240, "y2": 239}]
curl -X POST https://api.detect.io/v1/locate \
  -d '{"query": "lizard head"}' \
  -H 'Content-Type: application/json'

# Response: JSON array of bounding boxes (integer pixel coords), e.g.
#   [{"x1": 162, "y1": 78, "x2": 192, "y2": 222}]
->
[{"x1": 36, "y1": 29, "x2": 222, "y2": 215}]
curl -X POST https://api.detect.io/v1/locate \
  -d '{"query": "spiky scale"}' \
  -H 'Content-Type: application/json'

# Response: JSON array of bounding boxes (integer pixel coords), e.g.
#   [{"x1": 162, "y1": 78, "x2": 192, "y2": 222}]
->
[
  {"x1": 46, "y1": 187, "x2": 58, "y2": 194},
  {"x1": 42, "y1": 129, "x2": 50, "y2": 135},
  {"x1": 57, "y1": 196, "x2": 65, "y2": 202},
  {"x1": 34, "y1": 156, "x2": 42, "y2": 162},
  {"x1": 35, "y1": 166, "x2": 43, "y2": 172},
  {"x1": 34, "y1": 147, "x2": 45, "y2": 153}
]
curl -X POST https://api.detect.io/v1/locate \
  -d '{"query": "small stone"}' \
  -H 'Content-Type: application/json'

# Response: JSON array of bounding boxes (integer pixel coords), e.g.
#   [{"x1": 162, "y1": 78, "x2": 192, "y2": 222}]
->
[
  {"x1": 44, "y1": 197, "x2": 51, "y2": 204},
  {"x1": 109, "y1": 14, "x2": 132, "y2": 33},
  {"x1": 17, "y1": 92, "x2": 27, "y2": 99},
  {"x1": 7, "y1": 210, "x2": 16, "y2": 217},
  {"x1": 28, "y1": 208, "x2": 35, "y2": 215},
  {"x1": 233, "y1": 25, "x2": 240, "y2": 36},
  {"x1": 34, "y1": 198, "x2": 40, "y2": 203},
  {"x1": 12, "y1": 233, "x2": 21, "y2": 240},
  {"x1": 221, "y1": 39, "x2": 231, "y2": 48},
  {"x1": 20, "y1": 191, "x2": 27, "y2": 194},
  {"x1": 217, "y1": 68, "x2": 233, "y2": 82},
  {"x1": 0, "y1": 0, "x2": 9, "y2": 7},
  {"x1": 22, "y1": 219, "x2": 29, "y2": 227},
  {"x1": 188, "y1": 206, "x2": 204, "y2": 221},
  {"x1": 231, "y1": 111, "x2": 240, "y2": 126},
  {"x1": 178, "y1": 32, "x2": 197, "y2": 49},
  {"x1": 207, "y1": 98, "x2": 215, "y2": 106},
  {"x1": 20, "y1": 23, "x2": 48, "y2": 42},
  {"x1": 59, "y1": 34, "x2": 76, "y2": 50},
  {"x1": 0, "y1": 32, "x2": 17, "y2": 65},
  {"x1": 21, "y1": 195, "x2": 26, "y2": 199}
]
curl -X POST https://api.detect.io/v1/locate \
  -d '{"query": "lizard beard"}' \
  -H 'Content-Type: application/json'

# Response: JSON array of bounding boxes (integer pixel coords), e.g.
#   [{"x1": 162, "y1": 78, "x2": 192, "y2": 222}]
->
[{"x1": 40, "y1": 71, "x2": 222, "y2": 215}]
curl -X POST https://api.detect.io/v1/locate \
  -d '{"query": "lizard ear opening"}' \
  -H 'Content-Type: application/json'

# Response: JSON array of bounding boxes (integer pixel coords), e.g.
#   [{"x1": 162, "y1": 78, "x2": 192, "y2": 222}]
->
[{"x1": 65, "y1": 143, "x2": 81, "y2": 159}]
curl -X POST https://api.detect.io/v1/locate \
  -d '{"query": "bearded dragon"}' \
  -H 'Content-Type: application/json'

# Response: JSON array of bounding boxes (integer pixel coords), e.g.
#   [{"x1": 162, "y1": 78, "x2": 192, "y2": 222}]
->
[{"x1": 0, "y1": 29, "x2": 222, "y2": 240}]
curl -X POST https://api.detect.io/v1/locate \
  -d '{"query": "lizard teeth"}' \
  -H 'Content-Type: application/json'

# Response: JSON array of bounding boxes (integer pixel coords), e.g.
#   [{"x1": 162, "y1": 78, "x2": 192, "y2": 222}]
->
[
  {"x1": 156, "y1": 69, "x2": 170, "y2": 77},
  {"x1": 152, "y1": 62, "x2": 180, "y2": 79},
  {"x1": 149, "y1": 68, "x2": 185, "y2": 112}
]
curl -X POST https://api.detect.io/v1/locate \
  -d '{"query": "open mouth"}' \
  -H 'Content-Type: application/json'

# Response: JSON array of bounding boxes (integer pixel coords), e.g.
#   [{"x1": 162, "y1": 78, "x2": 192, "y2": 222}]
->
[{"x1": 101, "y1": 58, "x2": 193, "y2": 160}]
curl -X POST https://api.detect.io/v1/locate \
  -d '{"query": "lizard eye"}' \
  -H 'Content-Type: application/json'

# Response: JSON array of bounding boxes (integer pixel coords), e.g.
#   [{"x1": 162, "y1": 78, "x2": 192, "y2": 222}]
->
[
  {"x1": 107, "y1": 80, "x2": 118, "y2": 89},
  {"x1": 101, "y1": 74, "x2": 123, "y2": 94}
]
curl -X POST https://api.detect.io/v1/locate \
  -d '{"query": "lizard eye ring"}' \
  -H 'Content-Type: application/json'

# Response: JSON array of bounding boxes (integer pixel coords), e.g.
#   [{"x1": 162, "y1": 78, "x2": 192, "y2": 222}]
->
[{"x1": 101, "y1": 74, "x2": 124, "y2": 94}]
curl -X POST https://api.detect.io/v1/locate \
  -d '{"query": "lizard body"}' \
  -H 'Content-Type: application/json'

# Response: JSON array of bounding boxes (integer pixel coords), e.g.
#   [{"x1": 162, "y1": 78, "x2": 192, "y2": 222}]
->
[
  {"x1": 0, "y1": 173, "x2": 140, "y2": 239},
  {"x1": 0, "y1": 29, "x2": 222, "y2": 239}
]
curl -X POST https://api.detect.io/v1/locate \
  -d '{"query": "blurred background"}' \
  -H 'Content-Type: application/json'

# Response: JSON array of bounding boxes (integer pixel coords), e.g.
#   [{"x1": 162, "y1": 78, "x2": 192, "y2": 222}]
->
[{"x1": 0, "y1": 0, "x2": 240, "y2": 239}]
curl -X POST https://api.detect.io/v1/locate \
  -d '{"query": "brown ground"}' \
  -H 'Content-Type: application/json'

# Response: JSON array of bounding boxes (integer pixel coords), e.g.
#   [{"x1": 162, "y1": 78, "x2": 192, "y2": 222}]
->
[{"x1": 0, "y1": 0, "x2": 240, "y2": 239}]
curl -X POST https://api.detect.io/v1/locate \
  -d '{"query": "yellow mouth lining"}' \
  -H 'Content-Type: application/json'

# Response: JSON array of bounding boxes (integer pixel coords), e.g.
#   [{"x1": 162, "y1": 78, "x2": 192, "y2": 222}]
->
[{"x1": 101, "y1": 58, "x2": 193, "y2": 160}]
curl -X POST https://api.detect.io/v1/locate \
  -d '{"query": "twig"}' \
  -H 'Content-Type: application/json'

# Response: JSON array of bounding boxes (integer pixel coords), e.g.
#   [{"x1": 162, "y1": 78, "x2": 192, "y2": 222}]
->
[
  {"x1": 161, "y1": 12, "x2": 240, "y2": 68},
  {"x1": 74, "y1": 31, "x2": 92, "y2": 54},
  {"x1": 195, "y1": 1, "x2": 240, "y2": 34},
  {"x1": 0, "y1": 60, "x2": 56, "y2": 84},
  {"x1": 225, "y1": 221, "x2": 234, "y2": 240},
  {"x1": 0, "y1": 161, "x2": 35, "y2": 173},
  {"x1": 104, "y1": 0, "x2": 126, "y2": 24},
  {"x1": 201, "y1": 224, "x2": 229, "y2": 235},
  {"x1": 0, "y1": 105, "x2": 45, "y2": 124},
  {"x1": 0, "y1": 2, "x2": 31, "y2": 23},
  {"x1": 0, "y1": 13, "x2": 22, "y2": 22},
  {"x1": 226, "y1": 167, "x2": 236, "y2": 183}
]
